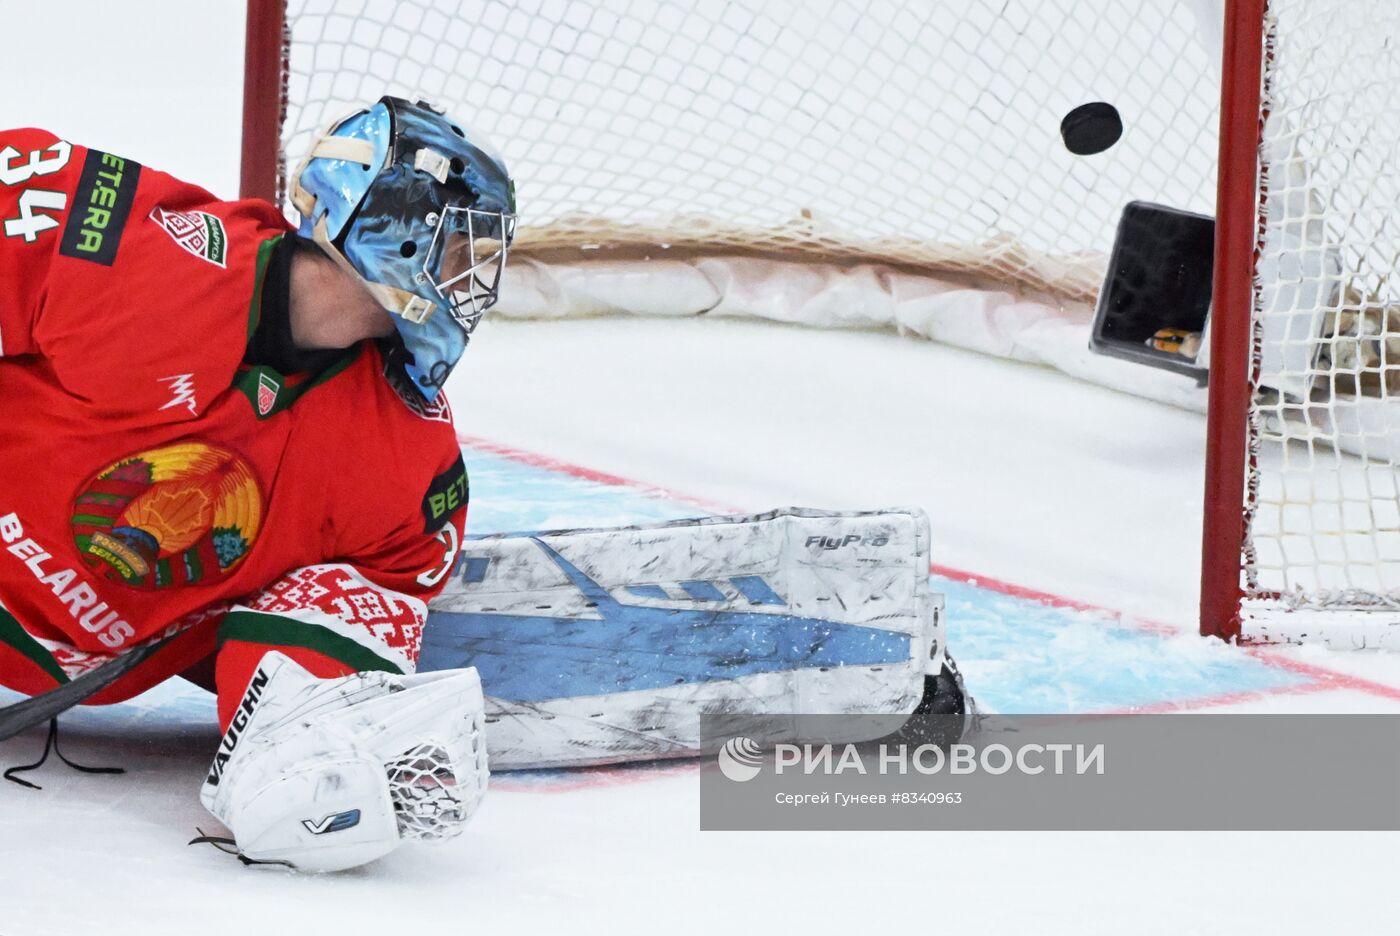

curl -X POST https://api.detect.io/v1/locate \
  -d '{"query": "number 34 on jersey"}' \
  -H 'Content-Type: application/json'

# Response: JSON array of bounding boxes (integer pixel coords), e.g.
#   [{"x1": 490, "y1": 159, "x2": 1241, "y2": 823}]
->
[{"x1": 1, "y1": 139, "x2": 74, "y2": 242}]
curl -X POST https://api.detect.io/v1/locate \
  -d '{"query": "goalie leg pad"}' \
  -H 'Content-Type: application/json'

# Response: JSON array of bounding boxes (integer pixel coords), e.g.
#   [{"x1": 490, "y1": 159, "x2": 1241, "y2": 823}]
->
[
  {"x1": 424, "y1": 507, "x2": 953, "y2": 769},
  {"x1": 200, "y1": 652, "x2": 488, "y2": 872}
]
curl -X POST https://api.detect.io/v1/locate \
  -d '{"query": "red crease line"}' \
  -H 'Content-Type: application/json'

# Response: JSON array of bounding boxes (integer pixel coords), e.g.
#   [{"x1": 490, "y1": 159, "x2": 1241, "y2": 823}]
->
[{"x1": 457, "y1": 433, "x2": 1400, "y2": 707}]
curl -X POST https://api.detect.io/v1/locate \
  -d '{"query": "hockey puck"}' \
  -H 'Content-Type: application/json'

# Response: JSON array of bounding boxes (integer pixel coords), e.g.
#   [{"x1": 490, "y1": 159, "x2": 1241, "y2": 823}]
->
[{"x1": 1060, "y1": 101, "x2": 1123, "y2": 156}]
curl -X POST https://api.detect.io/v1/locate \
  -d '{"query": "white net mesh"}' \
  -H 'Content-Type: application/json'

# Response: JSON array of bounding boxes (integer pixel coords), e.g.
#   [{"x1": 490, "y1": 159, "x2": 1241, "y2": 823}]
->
[
  {"x1": 385, "y1": 734, "x2": 487, "y2": 841},
  {"x1": 278, "y1": 0, "x2": 1221, "y2": 302},
  {"x1": 1243, "y1": 0, "x2": 1400, "y2": 616},
  {"x1": 273, "y1": 0, "x2": 1400, "y2": 630}
]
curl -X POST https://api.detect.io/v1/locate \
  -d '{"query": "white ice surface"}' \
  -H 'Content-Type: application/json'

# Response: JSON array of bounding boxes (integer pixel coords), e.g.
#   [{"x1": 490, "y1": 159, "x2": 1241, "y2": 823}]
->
[
  {"x1": 5, "y1": 3, "x2": 1400, "y2": 935},
  {"x1": 6, "y1": 315, "x2": 1400, "y2": 936},
  {"x1": 456, "y1": 316, "x2": 1210, "y2": 625}
]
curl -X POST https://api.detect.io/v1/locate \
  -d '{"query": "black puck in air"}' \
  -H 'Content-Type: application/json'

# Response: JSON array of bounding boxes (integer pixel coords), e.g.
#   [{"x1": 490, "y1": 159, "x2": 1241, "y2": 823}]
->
[{"x1": 1060, "y1": 102, "x2": 1123, "y2": 155}]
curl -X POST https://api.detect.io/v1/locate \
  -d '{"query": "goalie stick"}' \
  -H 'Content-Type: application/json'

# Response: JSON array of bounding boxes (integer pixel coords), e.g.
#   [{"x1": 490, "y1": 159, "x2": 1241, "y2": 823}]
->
[{"x1": 0, "y1": 638, "x2": 167, "y2": 742}]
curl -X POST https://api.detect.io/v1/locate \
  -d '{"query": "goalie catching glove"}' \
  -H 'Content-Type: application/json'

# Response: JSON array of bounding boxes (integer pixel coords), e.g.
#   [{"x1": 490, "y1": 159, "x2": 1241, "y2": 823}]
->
[{"x1": 199, "y1": 652, "x2": 488, "y2": 872}]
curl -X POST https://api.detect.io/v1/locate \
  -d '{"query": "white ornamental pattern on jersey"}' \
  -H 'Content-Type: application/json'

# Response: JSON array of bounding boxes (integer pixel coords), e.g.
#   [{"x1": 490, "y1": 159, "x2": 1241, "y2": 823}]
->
[
  {"x1": 149, "y1": 206, "x2": 227, "y2": 268},
  {"x1": 244, "y1": 563, "x2": 426, "y2": 670}
]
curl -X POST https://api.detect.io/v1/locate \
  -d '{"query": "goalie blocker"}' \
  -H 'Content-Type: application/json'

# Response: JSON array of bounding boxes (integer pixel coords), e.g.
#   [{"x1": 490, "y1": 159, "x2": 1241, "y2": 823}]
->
[{"x1": 421, "y1": 506, "x2": 973, "y2": 769}]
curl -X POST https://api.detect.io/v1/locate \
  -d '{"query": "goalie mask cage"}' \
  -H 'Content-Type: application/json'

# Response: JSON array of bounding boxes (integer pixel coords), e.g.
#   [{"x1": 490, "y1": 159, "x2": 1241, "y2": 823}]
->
[{"x1": 240, "y1": 0, "x2": 1400, "y2": 648}]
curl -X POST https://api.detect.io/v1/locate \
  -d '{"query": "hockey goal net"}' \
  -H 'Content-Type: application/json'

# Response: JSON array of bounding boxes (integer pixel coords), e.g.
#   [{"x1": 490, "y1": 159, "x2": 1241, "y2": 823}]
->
[
  {"x1": 1203, "y1": 0, "x2": 1400, "y2": 647},
  {"x1": 243, "y1": 0, "x2": 1222, "y2": 302},
  {"x1": 241, "y1": 0, "x2": 1400, "y2": 647}
]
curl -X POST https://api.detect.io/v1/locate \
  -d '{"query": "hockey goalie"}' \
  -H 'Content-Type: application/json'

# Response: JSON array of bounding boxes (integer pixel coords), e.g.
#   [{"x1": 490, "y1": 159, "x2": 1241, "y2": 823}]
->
[{"x1": 0, "y1": 98, "x2": 969, "y2": 872}]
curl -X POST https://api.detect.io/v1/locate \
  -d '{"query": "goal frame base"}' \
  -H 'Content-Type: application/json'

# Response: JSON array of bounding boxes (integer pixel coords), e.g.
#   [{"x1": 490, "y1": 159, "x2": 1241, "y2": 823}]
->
[{"x1": 1240, "y1": 601, "x2": 1400, "y2": 650}]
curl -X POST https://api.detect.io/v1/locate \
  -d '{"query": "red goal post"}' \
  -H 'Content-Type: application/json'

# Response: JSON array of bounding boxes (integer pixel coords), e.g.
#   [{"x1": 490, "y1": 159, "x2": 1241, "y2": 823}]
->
[
  {"x1": 241, "y1": 0, "x2": 287, "y2": 205},
  {"x1": 1199, "y1": 0, "x2": 1264, "y2": 643}
]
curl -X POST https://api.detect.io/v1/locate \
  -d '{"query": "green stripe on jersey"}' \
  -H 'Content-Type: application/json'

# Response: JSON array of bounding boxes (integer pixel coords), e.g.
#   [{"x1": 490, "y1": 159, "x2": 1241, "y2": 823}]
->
[
  {"x1": 218, "y1": 610, "x2": 406, "y2": 676},
  {"x1": 0, "y1": 607, "x2": 69, "y2": 686}
]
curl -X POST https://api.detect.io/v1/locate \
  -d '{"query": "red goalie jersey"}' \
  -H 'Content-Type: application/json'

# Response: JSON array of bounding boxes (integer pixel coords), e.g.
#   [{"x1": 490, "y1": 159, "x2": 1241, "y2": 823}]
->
[{"x1": 0, "y1": 129, "x2": 468, "y2": 730}]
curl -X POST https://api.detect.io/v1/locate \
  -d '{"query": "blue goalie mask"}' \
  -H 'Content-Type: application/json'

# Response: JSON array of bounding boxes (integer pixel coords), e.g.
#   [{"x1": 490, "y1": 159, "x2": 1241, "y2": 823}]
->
[{"x1": 291, "y1": 96, "x2": 516, "y2": 399}]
